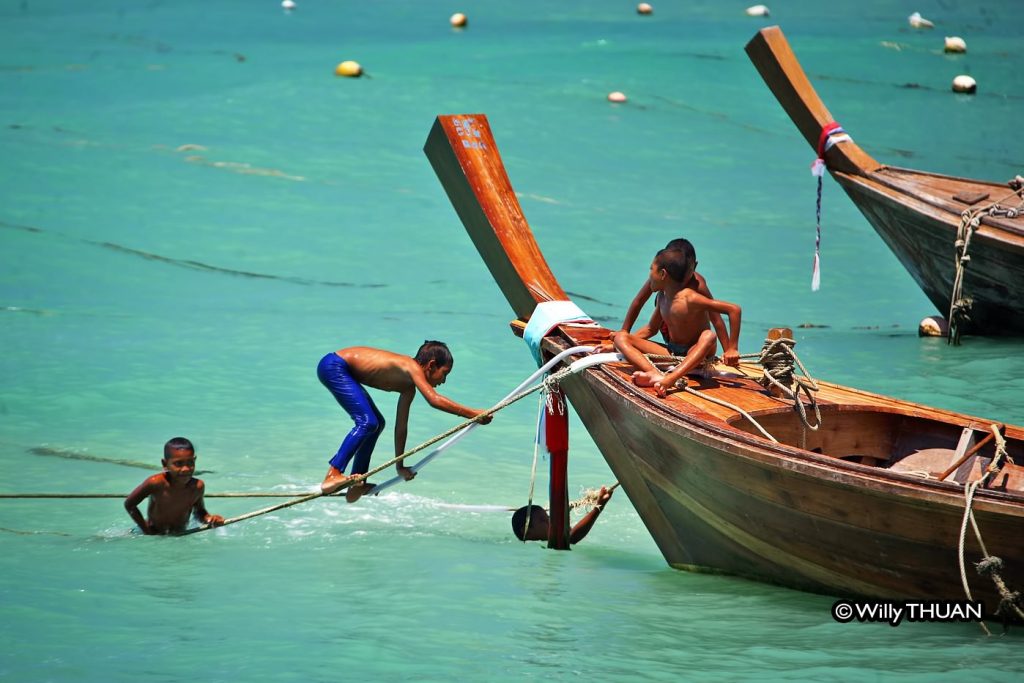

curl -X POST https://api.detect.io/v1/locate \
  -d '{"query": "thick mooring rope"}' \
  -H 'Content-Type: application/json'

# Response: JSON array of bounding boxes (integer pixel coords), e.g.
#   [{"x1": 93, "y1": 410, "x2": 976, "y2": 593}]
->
[{"x1": 948, "y1": 181, "x2": 1024, "y2": 346}]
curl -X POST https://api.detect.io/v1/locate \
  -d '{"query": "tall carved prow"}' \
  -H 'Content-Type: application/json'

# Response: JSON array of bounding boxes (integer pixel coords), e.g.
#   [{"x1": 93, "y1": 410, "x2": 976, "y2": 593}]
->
[
  {"x1": 745, "y1": 26, "x2": 880, "y2": 176},
  {"x1": 423, "y1": 115, "x2": 568, "y2": 320}
]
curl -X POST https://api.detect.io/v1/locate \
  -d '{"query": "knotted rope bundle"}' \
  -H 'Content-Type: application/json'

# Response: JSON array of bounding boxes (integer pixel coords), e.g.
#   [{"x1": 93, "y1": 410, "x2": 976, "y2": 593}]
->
[{"x1": 948, "y1": 180, "x2": 1024, "y2": 345}]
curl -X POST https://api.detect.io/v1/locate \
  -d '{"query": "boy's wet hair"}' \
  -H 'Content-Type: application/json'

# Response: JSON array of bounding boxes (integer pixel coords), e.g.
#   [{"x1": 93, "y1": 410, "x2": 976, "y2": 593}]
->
[
  {"x1": 665, "y1": 238, "x2": 696, "y2": 264},
  {"x1": 654, "y1": 248, "x2": 693, "y2": 283},
  {"x1": 164, "y1": 436, "x2": 194, "y2": 458},
  {"x1": 511, "y1": 504, "x2": 548, "y2": 541},
  {"x1": 414, "y1": 340, "x2": 453, "y2": 368}
]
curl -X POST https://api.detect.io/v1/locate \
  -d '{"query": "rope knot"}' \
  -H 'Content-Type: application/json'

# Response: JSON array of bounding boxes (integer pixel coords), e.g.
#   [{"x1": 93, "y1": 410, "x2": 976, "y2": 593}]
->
[{"x1": 976, "y1": 555, "x2": 1004, "y2": 576}]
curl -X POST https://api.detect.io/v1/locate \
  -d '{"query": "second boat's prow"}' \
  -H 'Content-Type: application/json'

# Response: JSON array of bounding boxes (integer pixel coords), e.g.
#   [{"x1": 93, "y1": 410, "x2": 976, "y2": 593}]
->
[{"x1": 746, "y1": 26, "x2": 1024, "y2": 339}]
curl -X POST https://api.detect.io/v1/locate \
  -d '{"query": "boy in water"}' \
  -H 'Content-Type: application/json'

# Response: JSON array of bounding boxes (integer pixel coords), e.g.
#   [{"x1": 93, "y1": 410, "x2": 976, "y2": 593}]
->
[
  {"x1": 511, "y1": 486, "x2": 614, "y2": 545},
  {"x1": 124, "y1": 437, "x2": 224, "y2": 535},
  {"x1": 318, "y1": 341, "x2": 492, "y2": 502},
  {"x1": 614, "y1": 248, "x2": 742, "y2": 398}
]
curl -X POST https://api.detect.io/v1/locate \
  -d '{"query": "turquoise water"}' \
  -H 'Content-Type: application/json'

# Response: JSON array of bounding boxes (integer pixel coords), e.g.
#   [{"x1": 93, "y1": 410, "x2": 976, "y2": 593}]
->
[{"x1": 2, "y1": 0, "x2": 1023, "y2": 680}]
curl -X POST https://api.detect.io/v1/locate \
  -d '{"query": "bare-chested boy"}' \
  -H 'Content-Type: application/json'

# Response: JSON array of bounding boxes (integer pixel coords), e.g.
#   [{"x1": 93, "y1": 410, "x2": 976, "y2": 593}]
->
[
  {"x1": 611, "y1": 238, "x2": 735, "y2": 365},
  {"x1": 317, "y1": 340, "x2": 492, "y2": 502},
  {"x1": 614, "y1": 248, "x2": 741, "y2": 398},
  {"x1": 124, "y1": 437, "x2": 224, "y2": 535}
]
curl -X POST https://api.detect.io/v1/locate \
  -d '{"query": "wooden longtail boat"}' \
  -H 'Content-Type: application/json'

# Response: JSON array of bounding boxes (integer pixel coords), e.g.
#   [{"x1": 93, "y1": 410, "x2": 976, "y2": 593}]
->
[
  {"x1": 424, "y1": 114, "x2": 1024, "y2": 619},
  {"x1": 746, "y1": 26, "x2": 1024, "y2": 338}
]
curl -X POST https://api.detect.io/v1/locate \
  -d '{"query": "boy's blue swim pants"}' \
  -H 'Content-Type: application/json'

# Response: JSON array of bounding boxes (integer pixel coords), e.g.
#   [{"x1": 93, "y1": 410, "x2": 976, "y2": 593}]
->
[{"x1": 317, "y1": 352, "x2": 384, "y2": 475}]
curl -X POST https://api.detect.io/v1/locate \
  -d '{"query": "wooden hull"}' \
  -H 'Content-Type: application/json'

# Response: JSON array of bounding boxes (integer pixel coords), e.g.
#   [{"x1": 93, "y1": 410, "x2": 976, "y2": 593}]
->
[
  {"x1": 835, "y1": 170, "x2": 1024, "y2": 335},
  {"x1": 424, "y1": 113, "x2": 1024, "y2": 620},
  {"x1": 746, "y1": 27, "x2": 1024, "y2": 336},
  {"x1": 559, "y1": 356, "x2": 1024, "y2": 606}
]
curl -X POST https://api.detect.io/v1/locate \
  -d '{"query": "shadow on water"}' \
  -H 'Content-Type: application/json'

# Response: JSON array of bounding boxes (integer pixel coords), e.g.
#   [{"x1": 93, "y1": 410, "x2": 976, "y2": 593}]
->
[
  {"x1": 26, "y1": 445, "x2": 213, "y2": 474},
  {"x1": 0, "y1": 219, "x2": 385, "y2": 289}
]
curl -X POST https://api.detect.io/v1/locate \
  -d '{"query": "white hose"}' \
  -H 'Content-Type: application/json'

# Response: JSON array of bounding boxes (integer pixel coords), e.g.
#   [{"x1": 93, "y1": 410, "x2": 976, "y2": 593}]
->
[{"x1": 370, "y1": 345, "x2": 605, "y2": 497}]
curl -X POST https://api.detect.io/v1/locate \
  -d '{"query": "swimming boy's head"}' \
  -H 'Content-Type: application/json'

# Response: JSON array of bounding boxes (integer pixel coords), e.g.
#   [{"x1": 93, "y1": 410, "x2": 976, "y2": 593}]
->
[
  {"x1": 652, "y1": 248, "x2": 694, "y2": 286},
  {"x1": 511, "y1": 504, "x2": 549, "y2": 542},
  {"x1": 162, "y1": 436, "x2": 196, "y2": 480},
  {"x1": 665, "y1": 238, "x2": 696, "y2": 267},
  {"x1": 415, "y1": 340, "x2": 454, "y2": 387}
]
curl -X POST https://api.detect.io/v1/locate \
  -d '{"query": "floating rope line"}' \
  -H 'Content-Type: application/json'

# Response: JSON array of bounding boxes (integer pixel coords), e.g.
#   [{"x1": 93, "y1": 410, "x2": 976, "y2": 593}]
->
[
  {"x1": 948, "y1": 181, "x2": 1024, "y2": 345},
  {"x1": 956, "y1": 424, "x2": 1022, "y2": 634}
]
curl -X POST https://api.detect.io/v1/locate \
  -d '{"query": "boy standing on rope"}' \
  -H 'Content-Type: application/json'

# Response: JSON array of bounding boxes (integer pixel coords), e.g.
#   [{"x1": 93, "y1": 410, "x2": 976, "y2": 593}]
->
[
  {"x1": 511, "y1": 486, "x2": 614, "y2": 544},
  {"x1": 318, "y1": 341, "x2": 492, "y2": 502},
  {"x1": 614, "y1": 247, "x2": 742, "y2": 398},
  {"x1": 123, "y1": 437, "x2": 224, "y2": 535}
]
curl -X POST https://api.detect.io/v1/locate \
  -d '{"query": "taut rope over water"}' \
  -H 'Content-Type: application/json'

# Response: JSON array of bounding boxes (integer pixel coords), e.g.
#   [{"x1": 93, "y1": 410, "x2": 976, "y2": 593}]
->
[{"x1": 182, "y1": 359, "x2": 588, "y2": 535}]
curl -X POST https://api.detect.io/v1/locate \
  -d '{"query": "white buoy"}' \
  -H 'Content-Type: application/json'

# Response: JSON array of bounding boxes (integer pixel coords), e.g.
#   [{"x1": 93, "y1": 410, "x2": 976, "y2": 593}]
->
[
  {"x1": 745, "y1": 5, "x2": 770, "y2": 17},
  {"x1": 450, "y1": 12, "x2": 467, "y2": 28},
  {"x1": 918, "y1": 316, "x2": 949, "y2": 338},
  {"x1": 944, "y1": 36, "x2": 967, "y2": 53},
  {"x1": 908, "y1": 12, "x2": 934, "y2": 29},
  {"x1": 282, "y1": 0, "x2": 296, "y2": 9},
  {"x1": 607, "y1": 91, "x2": 627, "y2": 103},
  {"x1": 637, "y1": 3, "x2": 653, "y2": 15},
  {"x1": 952, "y1": 74, "x2": 976, "y2": 94},
  {"x1": 334, "y1": 60, "x2": 363, "y2": 78}
]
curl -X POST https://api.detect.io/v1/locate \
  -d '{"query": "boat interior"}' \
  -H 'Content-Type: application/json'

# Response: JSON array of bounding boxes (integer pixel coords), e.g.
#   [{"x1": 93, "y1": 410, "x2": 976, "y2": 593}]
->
[{"x1": 727, "y1": 406, "x2": 1024, "y2": 493}]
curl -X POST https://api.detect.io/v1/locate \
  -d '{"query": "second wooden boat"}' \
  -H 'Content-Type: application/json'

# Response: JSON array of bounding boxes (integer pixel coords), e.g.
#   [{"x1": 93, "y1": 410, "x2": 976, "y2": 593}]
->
[
  {"x1": 746, "y1": 26, "x2": 1024, "y2": 339},
  {"x1": 424, "y1": 113, "x2": 1024, "y2": 621}
]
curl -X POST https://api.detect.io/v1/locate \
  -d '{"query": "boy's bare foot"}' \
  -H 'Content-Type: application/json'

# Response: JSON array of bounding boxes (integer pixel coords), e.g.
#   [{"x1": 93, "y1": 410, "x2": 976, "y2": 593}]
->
[
  {"x1": 320, "y1": 467, "x2": 351, "y2": 495},
  {"x1": 631, "y1": 370, "x2": 664, "y2": 388},
  {"x1": 345, "y1": 482, "x2": 374, "y2": 504}
]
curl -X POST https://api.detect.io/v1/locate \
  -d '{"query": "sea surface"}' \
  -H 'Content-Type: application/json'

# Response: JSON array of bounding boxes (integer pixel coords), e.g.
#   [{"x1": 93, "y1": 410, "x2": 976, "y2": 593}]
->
[{"x1": 2, "y1": 1, "x2": 1022, "y2": 680}]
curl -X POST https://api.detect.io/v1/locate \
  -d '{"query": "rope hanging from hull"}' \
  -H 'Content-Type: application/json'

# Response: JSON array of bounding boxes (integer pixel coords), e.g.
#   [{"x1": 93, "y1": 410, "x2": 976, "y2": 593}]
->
[{"x1": 948, "y1": 180, "x2": 1024, "y2": 345}]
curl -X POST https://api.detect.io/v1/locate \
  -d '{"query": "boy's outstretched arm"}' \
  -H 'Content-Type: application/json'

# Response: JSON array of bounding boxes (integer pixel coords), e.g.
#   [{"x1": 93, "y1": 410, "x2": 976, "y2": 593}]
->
[
  {"x1": 410, "y1": 365, "x2": 493, "y2": 424},
  {"x1": 569, "y1": 486, "x2": 613, "y2": 544},
  {"x1": 192, "y1": 480, "x2": 224, "y2": 527},
  {"x1": 124, "y1": 477, "x2": 157, "y2": 534}
]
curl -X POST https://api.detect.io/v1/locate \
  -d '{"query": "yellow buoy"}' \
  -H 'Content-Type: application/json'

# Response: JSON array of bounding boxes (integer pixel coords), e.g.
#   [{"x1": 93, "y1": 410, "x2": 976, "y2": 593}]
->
[
  {"x1": 607, "y1": 91, "x2": 627, "y2": 103},
  {"x1": 952, "y1": 74, "x2": 976, "y2": 94},
  {"x1": 450, "y1": 12, "x2": 467, "y2": 28},
  {"x1": 944, "y1": 36, "x2": 967, "y2": 53},
  {"x1": 636, "y1": 3, "x2": 653, "y2": 15},
  {"x1": 334, "y1": 60, "x2": 363, "y2": 78}
]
